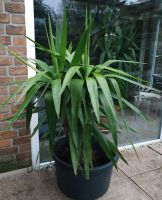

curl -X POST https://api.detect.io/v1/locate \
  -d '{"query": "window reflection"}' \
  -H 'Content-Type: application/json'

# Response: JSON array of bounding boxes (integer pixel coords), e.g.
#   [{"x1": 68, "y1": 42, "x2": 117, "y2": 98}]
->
[{"x1": 34, "y1": 0, "x2": 162, "y2": 161}]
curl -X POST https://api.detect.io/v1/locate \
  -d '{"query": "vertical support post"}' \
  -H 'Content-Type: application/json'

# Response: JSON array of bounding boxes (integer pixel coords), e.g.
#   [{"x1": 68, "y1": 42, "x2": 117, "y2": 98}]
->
[
  {"x1": 149, "y1": 18, "x2": 160, "y2": 86},
  {"x1": 139, "y1": 16, "x2": 148, "y2": 80},
  {"x1": 24, "y1": 0, "x2": 40, "y2": 170}
]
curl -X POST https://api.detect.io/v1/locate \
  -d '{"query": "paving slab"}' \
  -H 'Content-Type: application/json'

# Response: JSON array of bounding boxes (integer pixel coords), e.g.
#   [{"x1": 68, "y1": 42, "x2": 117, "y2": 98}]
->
[
  {"x1": 148, "y1": 142, "x2": 162, "y2": 155},
  {"x1": 0, "y1": 168, "x2": 151, "y2": 200},
  {"x1": 99, "y1": 169, "x2": 151, "y2": 200},
  {"x1": 0, "y1": 169, "x2": 69, "y2": 200},
  {"x1": 132, "y1": 167, "x2": 162, "y2": 200},
  {"x1": 118, "y1": 146, "x2": 162, "y2": 177}
]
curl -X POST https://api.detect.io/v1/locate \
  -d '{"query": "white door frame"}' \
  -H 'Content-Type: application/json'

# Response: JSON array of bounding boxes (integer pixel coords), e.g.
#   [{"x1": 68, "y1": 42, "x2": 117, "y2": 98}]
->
[
  {"x1": 25, "y1": 0, "x2": 162, "y2": 169},
  {"x1": 25, "y1": 0, "x2": 40, "y2": 170}
]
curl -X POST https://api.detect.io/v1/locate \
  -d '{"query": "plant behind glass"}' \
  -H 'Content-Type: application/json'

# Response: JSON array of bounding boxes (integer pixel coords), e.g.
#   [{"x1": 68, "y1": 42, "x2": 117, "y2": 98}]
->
[{"x1": 0, "y1": 11, "x2": 151, "y2": 179}]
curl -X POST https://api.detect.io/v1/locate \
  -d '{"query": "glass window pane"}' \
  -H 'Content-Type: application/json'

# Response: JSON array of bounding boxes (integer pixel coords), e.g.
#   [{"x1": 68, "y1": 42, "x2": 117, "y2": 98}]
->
[{"x1": 34, "y1": 0, "x2": 162, "y2": 162}]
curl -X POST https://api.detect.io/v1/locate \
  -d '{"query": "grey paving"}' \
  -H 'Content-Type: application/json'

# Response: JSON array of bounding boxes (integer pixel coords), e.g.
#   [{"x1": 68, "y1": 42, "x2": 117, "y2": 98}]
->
[
  {"x1": 148, "y1": 142, "x2": 162, "y2": 155},
  {"x1": 0, "y1": 143, "x2": 162, "y2": 200},
  {"x1": 118, "y1": 145, "x2": 162, "y2": 177},
  {"x1": 132, "y1": 168, "x2": 162, "y2": 200},
  {"x1": 99, "y1": 170, "x2": 152, "y2": 200}
]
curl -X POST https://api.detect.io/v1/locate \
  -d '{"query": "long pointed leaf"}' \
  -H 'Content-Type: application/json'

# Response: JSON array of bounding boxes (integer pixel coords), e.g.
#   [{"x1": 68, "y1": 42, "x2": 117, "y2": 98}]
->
[
  {"x1": 86, "y1": 78, "x2": 100, "y2": 123},
  {"x1": 45, "y1": 90, "x2": 57, "y2": 144},
  {"x1": 70, "y1": 79, "x2": 84, "y2": 147},
  {"x1": 59, "y1": 10, "x2": 67, "y2": 71},
  {"x1": 51, "y1": 79, "x2": 61, "y2": 118},
  {"x1": 48, "y1": 15, "x2": 59, "y2": 76},
  {"x1": 60, "y1": 66, "x2": 80, "y2": 94}
]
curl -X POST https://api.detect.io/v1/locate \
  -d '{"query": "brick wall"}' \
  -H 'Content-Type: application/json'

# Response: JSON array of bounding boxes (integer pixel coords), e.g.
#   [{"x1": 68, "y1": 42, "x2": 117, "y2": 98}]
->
[{"x1": 0, "y1": 0, "x2": 31, "y2": 173}]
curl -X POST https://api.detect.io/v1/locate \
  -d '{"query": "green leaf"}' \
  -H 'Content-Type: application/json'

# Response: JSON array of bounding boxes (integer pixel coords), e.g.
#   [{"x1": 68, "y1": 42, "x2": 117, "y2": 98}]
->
[
  {"x1": 60, "y1": 66, "x2": 81, "y2": 94},
  {"x1": 83, "y1": 124, "x2": 92, "y2": 179},
  {"x1": 0, "y1": 79, "x2": 29, "y2": 111},
  {"x1": 8, "y1": 83, "x2": 44, "y2": 123},
  {"x1": 106, "y1": 74, "x2": 158, "y2": 92},
  {"x1": 28, "y1": 58, "x2": 54, "y2": 75},
  {"x1": 94, "y1": 74, "x2": 116, "y2": 117},
  {"x1": 59, "y1": 10, "x2": 67, "y2": 71},
  {"x1": 51, "y1": 79, "x2": 61, "y2": 118},
  {"x1": 26, "y1": 100, "x2": 33, "y2": 133},
  {"x1": 48, "y1": 14, "x2": 59, "y2": 77},
  {"x1": 66, "y1": 108, "x2": 79, "y2": 175},
  {"x1": 99, "y1": 93, "x2": 117, "y2": 145},
  {"x1": 31, "y1": 114, "x2": 46, "y2": 137},
  {"x1": 70, "y1": 79, "x2": 84, "y2": 146},
  {"x1": 97, "y1": 64, "x2": 139, "y2": 81},
  {"x1": 86, "y1": 77, "x2": 100, "y2": 123},
  {"x1": 0, "y1": 44, "x2": 43, "y2": 75},
  {"x1": 55, "y1": 24, "x2": 60, "y2": 52},
  {"x1": 45, "y1": 90, "x2": 57, "y2": 144},
  {"x1": 92, "y1": 123, "x2": 117, "y2": 168},
  {"x1": 71, "y1": 22, "x2": 92, "y2": 66},
  {"x1": 16, "y1": 71, "x2": 48, "y2": 104},
  {"x1": 122, "y1": 98, "x2": 150, "y2": 122},
  {"x1": 103, "y1": 59, "x2": 141, "y2": 67}
]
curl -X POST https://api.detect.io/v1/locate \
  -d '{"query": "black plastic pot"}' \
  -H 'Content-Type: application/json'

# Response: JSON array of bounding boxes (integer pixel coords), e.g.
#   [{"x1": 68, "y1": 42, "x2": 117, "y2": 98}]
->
[{"x1": 54, "y1": 137, "x2": 118, "y2": 200}]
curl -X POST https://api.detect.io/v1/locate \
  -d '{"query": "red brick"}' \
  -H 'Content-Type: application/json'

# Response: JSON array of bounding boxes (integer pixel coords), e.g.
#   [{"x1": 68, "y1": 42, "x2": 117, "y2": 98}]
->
[
  {"x1": 16, "y1": 151, "x2": 31, "y2": 161},
  {"x1": 9, "y1": 85, "x2": 23, "y2": 95},
  {"x1": 0, "y1": 13, "x2": 10, "y2": 23},
  {"x1": 15, "y1": 95, "x2": 25, "y2": 104},
  {"x1": 0, "y1": 77, "x2": 13, "y2": 84},
  {"x1": 11, "y1": 104, "x2": 20, "y2": 113},
  {"x1": 12, "y1": 120, "x2": 26, "y2": 128},
  {"x1": 13, "y1": 36, "x2": 26, "y2": 46},
  {"x1": 0, "y1": 96, "x2": 14, "y2": 105},
  {"x1": 19, "y1": 143, "x2": 31, "y2": 152},
  {"x1": 0, "y1": 146, "x2": 18, "y2": 156},
  {"x1": 0, "y1": 130, "x2": 17, "y2": 139},
  {"x1": 0, "y1": 113, "x2": 13, "y2": 121},
  {"x1": 0, "y1": 67, "x2": 7, "y2": 76},
  {"x1": 9, "y1": 66, "x2": 27, "y2": 75},
  {"x1": 0, "y1": 2, "x2": 4, "y2": 12},
  {"x1": 13, "y1": 136, "x2": 30, "y2": 145},
  {"x1": 0, "y1": 49, "x2": 7, "y2": 55},
  {"x1": 14, "y1": 58, "x2": 26, "y2": 66},
  {"x1": 0, "y1": 122, "x2": 10, "y2": 131},
  {"x1": 5, "y1": 3, "x2": 25, "y2": 13},
  {"x1": 19, "y1": 128, "x2": 28, "y2": 136},
  {"x1": 0, "y1": 25, "x2": 4, "y2": 34},
  {"x1": 9, "y1": 46, "x2": 26, "y2": 56},
  {"x1": 0, "y1": 86, "x2": 8, "y2": 95},
  {"x1": 0, "y1": 36, "x2": 11, "y2": 45},
  {"x1": 15, "y1": 75, "x2": 28, "y2": 82},
  {"x1": 6, "y1": 25, "x2": 25, "y2": 35},
  {"x1": 0, "y1": 139, "x2": 11, "y2": 149},
  {"x1": 0, "y1": 56, "x2": 12, "y2": 66},
  {"x1": 12, "y1": 14, "x2": 25, "y2": 24},
  {"x1": 0, "y1": 106, "x2": 10, "y2": 114}
]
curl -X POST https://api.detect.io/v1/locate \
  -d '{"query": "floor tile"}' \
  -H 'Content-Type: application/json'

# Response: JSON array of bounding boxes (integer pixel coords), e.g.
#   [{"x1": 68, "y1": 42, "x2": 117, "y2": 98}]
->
[
  {"x1": 132, "y1": 167, "x2": 162, "y2": 200},
  {"x1": 118, "y1": 146, "x2": 162, "y2": 177},
  {"x1": 99, "y1": 169, "x2": 151, "y2": 200},
  {"x1": 148, "y1": 142, "x2": 162, "y2": 155}
]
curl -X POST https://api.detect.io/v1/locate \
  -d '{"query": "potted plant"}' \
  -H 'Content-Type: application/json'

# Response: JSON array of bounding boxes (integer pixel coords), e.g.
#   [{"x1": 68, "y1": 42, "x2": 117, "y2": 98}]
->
[{"x1": 1, "y1": 11, "x2": 151, "y2": 200}]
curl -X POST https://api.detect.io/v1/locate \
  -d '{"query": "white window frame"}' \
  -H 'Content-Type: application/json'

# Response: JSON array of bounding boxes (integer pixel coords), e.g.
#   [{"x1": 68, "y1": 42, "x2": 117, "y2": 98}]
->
[
  {"x1": 25, "y1": 0, "x2": 162, "y2": 169},
  {"x1": 25, "y1": 0, "x2": 40, "y2": 170}
]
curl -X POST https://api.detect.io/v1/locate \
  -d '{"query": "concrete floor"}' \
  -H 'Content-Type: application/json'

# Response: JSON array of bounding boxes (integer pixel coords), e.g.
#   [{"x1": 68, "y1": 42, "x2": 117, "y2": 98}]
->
[{"x1": 0, "y1": 143, "x2": 162, "y2": 200}]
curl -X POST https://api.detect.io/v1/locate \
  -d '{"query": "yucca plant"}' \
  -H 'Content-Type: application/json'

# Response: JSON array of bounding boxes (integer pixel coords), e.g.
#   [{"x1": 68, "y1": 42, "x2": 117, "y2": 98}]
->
[{"x1": 0, "y1": 11, "x2": 152, "y2": 179}]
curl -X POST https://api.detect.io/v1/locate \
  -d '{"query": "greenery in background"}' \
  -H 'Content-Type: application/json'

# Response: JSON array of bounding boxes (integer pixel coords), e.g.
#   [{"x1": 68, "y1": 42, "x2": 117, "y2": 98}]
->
[
  {"x1": 0, "y1": 11, "x2": 153, "y2": 179},
  {"x1": 90, "y1": 2, "x2": 142, "y2": 99}
]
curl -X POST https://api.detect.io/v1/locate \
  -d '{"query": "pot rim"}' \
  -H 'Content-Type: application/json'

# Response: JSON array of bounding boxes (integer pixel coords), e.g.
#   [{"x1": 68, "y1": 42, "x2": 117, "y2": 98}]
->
[{"x1": 54, "y1": 137, "x2": 119, "y2": 173}]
